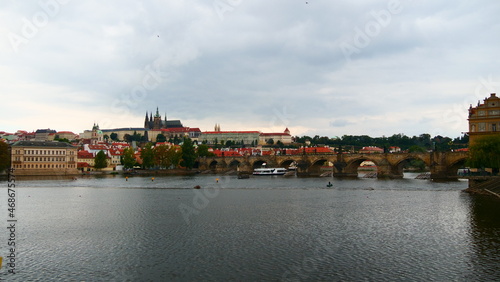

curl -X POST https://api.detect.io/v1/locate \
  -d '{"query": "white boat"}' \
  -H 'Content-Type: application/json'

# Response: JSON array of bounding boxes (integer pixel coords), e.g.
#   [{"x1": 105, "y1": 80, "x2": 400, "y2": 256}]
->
[{"x1": 253, "y1": 168, "x2": 287, "y2": 175}]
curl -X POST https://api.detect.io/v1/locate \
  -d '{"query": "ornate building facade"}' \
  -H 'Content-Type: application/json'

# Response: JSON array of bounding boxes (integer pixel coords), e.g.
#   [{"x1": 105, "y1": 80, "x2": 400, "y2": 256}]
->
[{"x1": 468, "y1": 93, "x2": 500, "y2": 144}]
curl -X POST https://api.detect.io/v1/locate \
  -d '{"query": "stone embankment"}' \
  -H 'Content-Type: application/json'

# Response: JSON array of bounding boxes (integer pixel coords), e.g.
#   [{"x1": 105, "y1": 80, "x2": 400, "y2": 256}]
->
[{"x1": 464, "y1": 177, "x2": 500, "y2": 199}]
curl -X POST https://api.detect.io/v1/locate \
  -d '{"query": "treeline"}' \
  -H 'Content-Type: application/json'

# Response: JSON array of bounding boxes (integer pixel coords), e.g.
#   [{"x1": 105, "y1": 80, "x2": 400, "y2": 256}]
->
[
  {"x1": 293, "y1": 133, "x2": 469, "y2": 152},
  {"x1": 116, "y1": 138, "x2": 206, "y2": 170}
]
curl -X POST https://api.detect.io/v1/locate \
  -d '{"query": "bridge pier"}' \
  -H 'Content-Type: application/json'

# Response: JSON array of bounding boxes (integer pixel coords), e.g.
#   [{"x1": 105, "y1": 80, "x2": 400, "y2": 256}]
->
[
  {"x1": 429, "y1": 152, "x2": 460, "y2": 181},
  {"x1": 377, "y1": 161, "x2": 404, "y2": 179},
  {"x1": 237, "y1": 162, "x2": 253, "y2": 174}
]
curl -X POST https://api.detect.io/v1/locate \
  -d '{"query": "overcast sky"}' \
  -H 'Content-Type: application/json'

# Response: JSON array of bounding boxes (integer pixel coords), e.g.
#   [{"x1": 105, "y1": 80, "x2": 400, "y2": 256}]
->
[{"x1": 1, "y1": 1, "x2": 499, "y2": 138}]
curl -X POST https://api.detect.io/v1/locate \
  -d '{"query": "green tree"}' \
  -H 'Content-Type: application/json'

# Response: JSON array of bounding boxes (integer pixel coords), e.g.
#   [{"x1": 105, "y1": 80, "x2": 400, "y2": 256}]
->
[
  {"x1": 404, "y1": 159, "x2": 426, "y2": 171},
  {"x1": 0, "y1": 141, "x2": 10, "y2": 173},
  {"x1": 110, "y1": 132, "x2": 118, "y2": 141},
  {"x1": 94, "y1": 150, "x2": 108, "y2": 170},
  {"x1": 132, "y1": 131, "x2": 142, "y2": 142},
  {"x1": 156, "y1": 133, "x2": 166, "y2": 143},
  {"x1": 467, "y1": 135, "x2": 500, "y2": 171},
  {"x1": 153, "y1": 145, "x2": 171, "y2": 168},
  {"x1": 122, "y1": 147, "x2": 136, "y2": 169},
  {"x1": 408, "y1": 145, "x2": 427, "y2": 153},
  {"x1": 181, "y1": 137, "x2": 197, "y2": 169},
  {"x1": 197, "y1": 144, "x2": 214, "y2": 157},
  {"x1": 123, "y1": 134, "x2": 131, "y2": 142},
  {"x1": 167, "y1": 146, "x2": 182, "y2": 168},
  {"x1": 154, "y1": 145, "x2": 169, "y2": 168},
  {"x1": 140, "y1": 144, "x2": 155, "y2": 169},
  {"x1": 266, "y1": 138, "x2": 274, "y2": 145},
  {"x1": 55, "y1": 138, "x2": 70, "y2": 143},
  {"x1": 276, "y1": 140, "x2": 284, "y2": 148},
  {"x1": 154, "y1": 145, "x2": 182, "y2": 169}
]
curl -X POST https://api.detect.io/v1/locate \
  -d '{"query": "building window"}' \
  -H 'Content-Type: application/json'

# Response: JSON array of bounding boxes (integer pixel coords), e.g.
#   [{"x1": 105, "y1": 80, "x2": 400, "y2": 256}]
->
[
  {"x1": 479, "y1": 123, "x2": 486, "y2": 132},
  {"x1": 493, "y1": 124, "x2": 497, "y2": 132}
]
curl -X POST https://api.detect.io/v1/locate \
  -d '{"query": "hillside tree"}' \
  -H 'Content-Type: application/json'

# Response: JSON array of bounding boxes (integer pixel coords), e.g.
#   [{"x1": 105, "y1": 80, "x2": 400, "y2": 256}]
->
[{"x1": 94, "y1": 150, "x2": 108, "y2": 170}]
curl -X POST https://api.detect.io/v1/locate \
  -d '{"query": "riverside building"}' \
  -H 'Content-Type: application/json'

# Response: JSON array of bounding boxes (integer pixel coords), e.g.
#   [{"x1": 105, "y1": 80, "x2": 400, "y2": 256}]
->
[
  {"x1": 10, "y1": 141, "x2": 79, "y2": 175},
  {"x1": 468, "y1": 93, "x2": 500, "y2": 145}
]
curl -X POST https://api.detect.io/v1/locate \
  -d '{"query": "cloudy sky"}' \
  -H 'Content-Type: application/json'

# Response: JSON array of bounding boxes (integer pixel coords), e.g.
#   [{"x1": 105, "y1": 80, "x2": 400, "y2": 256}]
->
[{"x1": 1, "y1": 1, "x2": 499, "y2": 138}]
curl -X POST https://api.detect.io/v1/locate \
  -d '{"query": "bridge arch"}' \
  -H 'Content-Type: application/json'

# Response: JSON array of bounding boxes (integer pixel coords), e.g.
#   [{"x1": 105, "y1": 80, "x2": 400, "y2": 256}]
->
[
  {"x1": 445, "y1": 157, "x2": 468, "y2": 176},
  {"x1": 279, "y1": 159, "x2": 297, "y2": 169},
  {"x1": 252, "y1": 159, "x2": 269, "y2": 169},
  {"x1": 308, "y1": 158, "x2": 331, "y2": 176},
  {"x1": 394, "y1": 155, "x2": 430, "y2": 177},
  {"x1": 344, "y1": 157, "x2": 380, "y2": 177},
  {"x1": 228, "y1": 159, "x2": 241, "y2": 170},
  {"x1": 208, "y1": 160, "x2": 218, "y2": 170},
  {"x1": 208, "y1": 159, "x2": 227, "y2": 171}
]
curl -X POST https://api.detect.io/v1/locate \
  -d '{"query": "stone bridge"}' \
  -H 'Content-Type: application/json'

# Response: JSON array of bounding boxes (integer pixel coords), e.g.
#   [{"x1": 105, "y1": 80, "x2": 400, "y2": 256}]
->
[{"x1": 196, "y1": 151, "x2": 469, "y2": 180}]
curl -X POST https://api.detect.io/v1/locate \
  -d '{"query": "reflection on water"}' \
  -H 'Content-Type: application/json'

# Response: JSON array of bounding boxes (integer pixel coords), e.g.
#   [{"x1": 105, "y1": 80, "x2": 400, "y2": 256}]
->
[
  {"x1": 467, "y1": 194, "x2": 500, "y2": 280},
  {"x1": 0, "y1": 174, "x2": 499, "y2": 281}
]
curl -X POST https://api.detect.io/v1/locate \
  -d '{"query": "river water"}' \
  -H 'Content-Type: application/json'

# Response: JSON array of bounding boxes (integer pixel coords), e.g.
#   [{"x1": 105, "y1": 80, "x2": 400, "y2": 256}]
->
[{"x1": 1, "y1": 173, "x2": 499, "y2": 281}]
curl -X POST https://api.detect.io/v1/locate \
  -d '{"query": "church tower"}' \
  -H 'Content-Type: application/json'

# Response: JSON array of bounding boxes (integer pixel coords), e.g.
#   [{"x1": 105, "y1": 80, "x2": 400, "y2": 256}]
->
[
  {"x1": 144, "y1": 112, "x2": 150, "y2": 129},
  {"x1": 153, "y1": 107, "x2": 162, "y2": 130},
  {"x1": 91, "y1": 123, "x2": 103, "y2": 144}
]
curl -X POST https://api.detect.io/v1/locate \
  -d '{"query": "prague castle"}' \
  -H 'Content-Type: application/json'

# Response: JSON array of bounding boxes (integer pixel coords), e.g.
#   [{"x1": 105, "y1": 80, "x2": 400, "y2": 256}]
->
[{"x1": 144, "y1": 107, "x2": 183, "y2": 130}]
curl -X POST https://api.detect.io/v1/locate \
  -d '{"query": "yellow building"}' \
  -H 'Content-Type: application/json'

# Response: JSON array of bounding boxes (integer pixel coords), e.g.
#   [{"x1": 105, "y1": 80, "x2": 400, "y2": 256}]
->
[
  {"x1": 10, "y1": 141, "x2": 79, "y2": 175},
  {"x1": 468, "y1": 93, "x2": 500, "y2": 145}
]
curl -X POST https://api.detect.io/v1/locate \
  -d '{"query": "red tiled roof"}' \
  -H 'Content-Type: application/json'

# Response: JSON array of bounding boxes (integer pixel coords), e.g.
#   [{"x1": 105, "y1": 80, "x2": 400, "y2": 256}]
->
[
  {"x1": 112, "y1": 142, "x2": 129, "y2": 146},
  {"x1": 303, "y1": 147, "x2": 333, "y2": 153},
  {"x1": 78, "y1": 150, "x2": 94, "y2": 158},
  {"x1": 260, "y1": 133, "x2": 291, "y2": 136},
  {"x1": 160, "y1": 127, "x2": 201, "y2": 133},
  {"x1": 203, "y1": 131, "x2": 260, "y2": 134},
  {"x1": 88, "y1": 145, "x2": 108, "y2": 150},
  {"x1": 109, "y1": 148, "x2": 124, "y2": 156}
]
